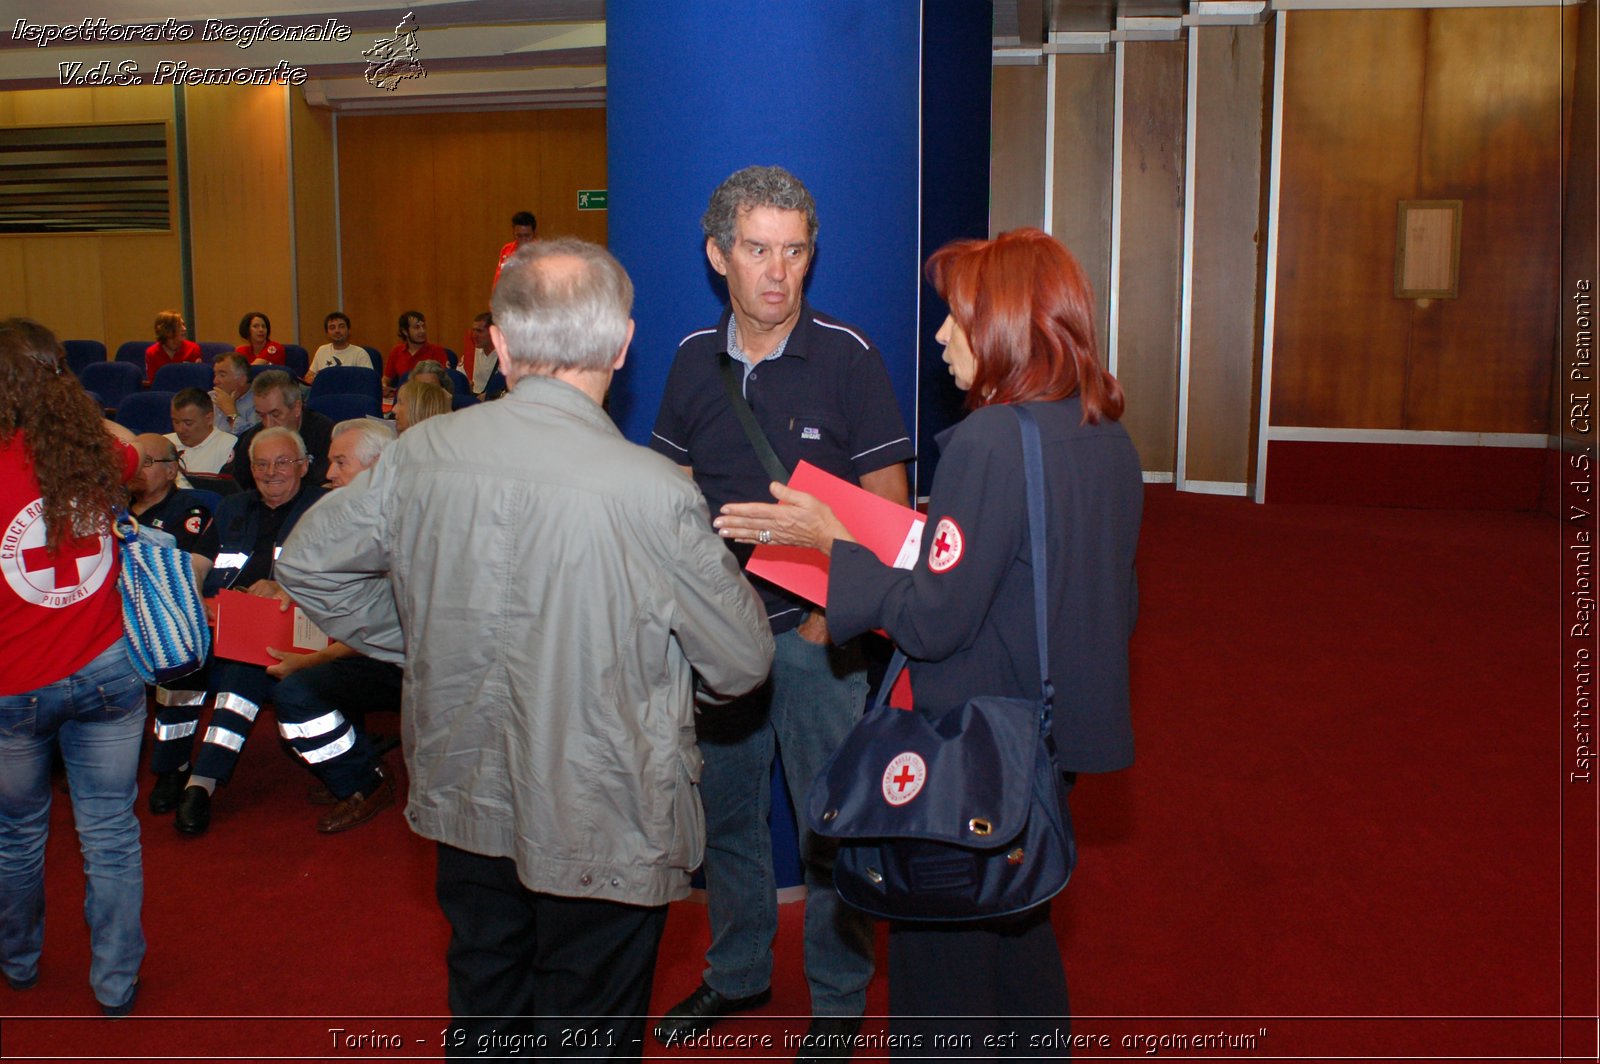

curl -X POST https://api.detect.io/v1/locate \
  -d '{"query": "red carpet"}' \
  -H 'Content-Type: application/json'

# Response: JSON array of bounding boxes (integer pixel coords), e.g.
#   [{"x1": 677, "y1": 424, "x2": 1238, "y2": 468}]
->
[{"x1": 0, "y1": 487, "x2": 1574, "y2": 1060}]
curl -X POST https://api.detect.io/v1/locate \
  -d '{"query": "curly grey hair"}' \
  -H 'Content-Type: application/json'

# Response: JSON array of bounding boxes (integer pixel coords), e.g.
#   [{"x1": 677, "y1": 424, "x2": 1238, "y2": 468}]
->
[{"x1": 701, "y1": 165, "x2": 818, "y2": 254}]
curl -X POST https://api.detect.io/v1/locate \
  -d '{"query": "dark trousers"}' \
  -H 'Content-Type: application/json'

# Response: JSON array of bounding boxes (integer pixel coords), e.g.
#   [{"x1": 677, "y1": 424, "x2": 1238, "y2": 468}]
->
[
  {"x1": 434, "y1": 843, "x2": 667, "y2": 1060},
  {"x1": 887, "y1": 902, "x2": 1070, "y2": 1058},
  {"x1": 270, "y1": 654, "x2": 399, "y2": 798}
]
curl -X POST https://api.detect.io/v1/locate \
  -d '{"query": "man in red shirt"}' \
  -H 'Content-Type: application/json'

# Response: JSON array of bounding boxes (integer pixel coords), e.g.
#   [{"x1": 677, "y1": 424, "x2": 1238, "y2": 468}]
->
[
  {"x1": 492, "y1": 210, "x2": 538, "y2": 290},
  {"x1": 382, "y1": 310, "x2": 449, "y2": 395}
]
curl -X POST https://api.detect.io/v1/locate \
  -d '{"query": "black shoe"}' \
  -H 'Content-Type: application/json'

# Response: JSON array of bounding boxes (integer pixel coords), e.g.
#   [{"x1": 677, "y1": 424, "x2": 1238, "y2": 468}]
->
[
  {"x1": 793, "y1": 1016, "x2": 864, "y2": 1063},
  {"x1": 148, "y1": 771, "x2": 185, "y2": 815},
  {"x1": 102, "y1": 978, "x2": 138, "y2": 1018},
  {"x1": 653, "y1": 982, "x2": 771, "y2": 1043},
  {"x1": 174, "y1": 786, "x2": 211, "y2": 836},
  {"x1": 6, "y1": 971, "x2": 38, "y2": 991}
]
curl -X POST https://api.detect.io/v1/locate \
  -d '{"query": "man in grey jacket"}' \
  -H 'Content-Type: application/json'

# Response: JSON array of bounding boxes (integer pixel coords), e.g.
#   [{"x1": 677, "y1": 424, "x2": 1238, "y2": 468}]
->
[{"x1": 276, "y1": 238, "x2": 775, "y2": 1056}]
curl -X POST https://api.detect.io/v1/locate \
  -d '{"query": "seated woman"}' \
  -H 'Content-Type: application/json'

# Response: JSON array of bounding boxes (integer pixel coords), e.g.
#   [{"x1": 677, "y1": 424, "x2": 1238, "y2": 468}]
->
[
  {"x1": 716, "y1": 228, "x2": 1143, "y2": 1048},
  {"x1": 235, "y1": 311, "x2": 285, "y2": 366},
  {"x1": 145, "y1": 310, "x2": 202, "y2": 383},
  {"x1": 407, "y1": 359, "x2": 454, "y2": 394},
  {"x1": 393, "y1": 378, "x2": 450, "y2": 434}
]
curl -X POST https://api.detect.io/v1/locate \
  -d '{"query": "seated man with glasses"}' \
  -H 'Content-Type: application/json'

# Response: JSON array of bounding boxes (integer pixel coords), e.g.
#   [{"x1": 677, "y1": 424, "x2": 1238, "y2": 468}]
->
[
  {"x1": 131, "y1": 434, "x2": 223, "y2": 818},
  {"x1": 164, "y1": 427, "x2": 327, "y2": 837}
]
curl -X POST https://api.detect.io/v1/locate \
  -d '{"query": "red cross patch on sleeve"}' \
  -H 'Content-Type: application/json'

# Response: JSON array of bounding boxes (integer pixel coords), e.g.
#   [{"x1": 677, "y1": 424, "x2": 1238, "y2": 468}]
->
[
  {"x1": 184, "y1": 514, "x2": 203, "y2": 535},
  {"x1": 926, "y1": 517, "x2": 964, "y2": 573}
]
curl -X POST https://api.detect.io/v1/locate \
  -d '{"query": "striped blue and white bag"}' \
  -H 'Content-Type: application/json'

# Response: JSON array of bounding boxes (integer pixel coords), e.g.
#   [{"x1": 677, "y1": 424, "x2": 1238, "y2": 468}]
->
[{"x1": 115, "y1": 512, "x2": 210, "y2": 684}]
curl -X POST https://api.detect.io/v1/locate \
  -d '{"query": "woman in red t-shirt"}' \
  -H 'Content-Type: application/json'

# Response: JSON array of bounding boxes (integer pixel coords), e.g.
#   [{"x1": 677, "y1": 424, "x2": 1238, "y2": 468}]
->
[
  {"x1": 235, "y1": 310, "x2": 285, "y2": 366},
  {"x1": 0, "y1": 318, "x2": 146, "y2": 1017},
  {"x1": 144, "y1": 309, "x2": 203, "y2": 383}
]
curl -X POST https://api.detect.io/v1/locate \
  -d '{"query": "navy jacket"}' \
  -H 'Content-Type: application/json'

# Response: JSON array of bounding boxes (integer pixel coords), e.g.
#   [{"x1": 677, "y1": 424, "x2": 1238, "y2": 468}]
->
[{"x1": 828, "y1": 398, "x2": 1142, "y2": 773}]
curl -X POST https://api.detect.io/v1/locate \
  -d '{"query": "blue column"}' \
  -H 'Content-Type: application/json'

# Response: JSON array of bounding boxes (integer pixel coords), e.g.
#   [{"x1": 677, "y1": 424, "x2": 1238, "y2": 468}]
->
[
  {"x1": 606, "y1": 0, "x2": 991, "y2": 496},
  {"x1": 606, "y1": 2, "x2": 991, "y2": 888}
]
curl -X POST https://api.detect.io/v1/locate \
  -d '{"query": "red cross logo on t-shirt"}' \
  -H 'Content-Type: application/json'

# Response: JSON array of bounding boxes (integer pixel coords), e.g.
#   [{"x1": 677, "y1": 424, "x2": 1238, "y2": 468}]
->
[
  {"x1": 1, "y1": 499, "x2": 114, "y2": 608},
  {"x1": 22, "y1": 534, "x2": 102, "y2": 590},
  {"x1": 926, "y1": 517, "x2": 964, "y2": 574}
]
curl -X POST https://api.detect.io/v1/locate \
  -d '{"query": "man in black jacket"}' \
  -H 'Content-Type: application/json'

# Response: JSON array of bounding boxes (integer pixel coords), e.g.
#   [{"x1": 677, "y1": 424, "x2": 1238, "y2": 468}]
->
[
  {"x1": 171, "y1": 427, "x2": 326, "y2": 836},
  {"x1": 228, "y1": 371, "x2": 333, "y2": 492}
]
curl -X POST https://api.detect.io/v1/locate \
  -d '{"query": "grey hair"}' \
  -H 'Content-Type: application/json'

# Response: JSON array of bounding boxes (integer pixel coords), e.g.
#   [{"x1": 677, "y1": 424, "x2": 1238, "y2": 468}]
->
[
  {"x1": 409, "y1": 358, "x2": 454, "y2": 393},
  {"x1": 250, "y1": 369, "x2": 301, "y2": 405},
  {"x1": 248, "y1": 425, "x2": 307, "y2": 461},
  {"x1": 701, "y1": 165, "x2": 818, "y2": 254},
  {"x1": 331, "y1": 418, "x2": 395, "y2": 467},
  {"x1": 490, "y1": 238, "x2": 633, "y2": 374}
]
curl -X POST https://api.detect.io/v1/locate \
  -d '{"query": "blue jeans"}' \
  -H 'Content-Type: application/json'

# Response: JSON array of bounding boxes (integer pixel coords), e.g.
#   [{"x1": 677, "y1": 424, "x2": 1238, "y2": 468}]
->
[
  {"x1": 696, "y1": 628, "x2": 874, "y2": 1015},
  {"x1": 0, "y1": 641, "x2": 146, "y2": 1010}
]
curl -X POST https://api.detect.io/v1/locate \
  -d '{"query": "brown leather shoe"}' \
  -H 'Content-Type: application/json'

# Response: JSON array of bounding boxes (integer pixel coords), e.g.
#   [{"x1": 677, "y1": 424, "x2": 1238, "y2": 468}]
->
[{"x1": 315, "y1": 774, "x2": 395, "y2": 834}]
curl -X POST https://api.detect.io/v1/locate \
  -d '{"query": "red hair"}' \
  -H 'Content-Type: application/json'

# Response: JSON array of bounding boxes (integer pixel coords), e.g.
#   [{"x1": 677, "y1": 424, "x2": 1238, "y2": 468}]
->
[{"x1": 926, "y1": 227, "x2": 1124, "y2": 422}]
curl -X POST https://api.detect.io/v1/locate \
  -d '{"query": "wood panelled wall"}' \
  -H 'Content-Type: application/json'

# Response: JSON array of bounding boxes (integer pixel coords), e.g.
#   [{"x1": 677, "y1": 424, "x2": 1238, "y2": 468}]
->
[
  {"x1": 290, "y1": 95, "x2": 338, "y2": 350},
  {"x1": 0, "y1": 86, "x2": 182, "y2": 350},
  {"x1": 335, "y1": 109, "x2": 607, "y2": 361},
  {"x1": 990, "y1": 66, "x2": 1047, "y2": 236},
  {"x1": 1115, "y1": 42, "x2": 1187, "y2": 474},
  {"x1": 1051, "y1": 55, "x2": 1115, "y2": 360},
  {"x1": 1184, "y1": 24, "x2": 1273, "y2": 488},
  {"x1": 1271, "y1": 7, "x2": 1573, "y2": 435},
  {"x1": 186, "y1": 86, "x2": 295, "y2": 348}
]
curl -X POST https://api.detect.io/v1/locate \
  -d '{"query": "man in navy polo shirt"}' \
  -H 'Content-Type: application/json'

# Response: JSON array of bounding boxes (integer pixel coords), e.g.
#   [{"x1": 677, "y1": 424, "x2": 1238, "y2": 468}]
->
[{"x1": 650, "y1": 166, "x2": 912, "y2": 1051}]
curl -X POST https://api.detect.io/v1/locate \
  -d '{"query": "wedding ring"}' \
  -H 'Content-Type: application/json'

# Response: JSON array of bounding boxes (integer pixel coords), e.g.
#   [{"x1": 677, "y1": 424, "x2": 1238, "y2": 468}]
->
[{"x1": 758, "y1": 529, "x2": 772, "y2": 545}]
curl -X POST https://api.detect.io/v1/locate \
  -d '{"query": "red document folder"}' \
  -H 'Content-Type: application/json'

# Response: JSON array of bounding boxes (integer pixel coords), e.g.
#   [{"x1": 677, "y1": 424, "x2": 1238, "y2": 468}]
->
[
  {"x1": 745, "y1": 461, "x2": 925, "y2": 609},
  {"x1": 212, "y1": 589, "x2": 330, "y2": 668}
]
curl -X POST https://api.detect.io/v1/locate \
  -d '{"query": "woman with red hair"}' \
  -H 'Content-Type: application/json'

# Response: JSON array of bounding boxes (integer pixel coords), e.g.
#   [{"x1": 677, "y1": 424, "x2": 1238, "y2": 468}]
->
[{"x1": 717, "y1": 228, "x2": 1143, "y2": 1045}]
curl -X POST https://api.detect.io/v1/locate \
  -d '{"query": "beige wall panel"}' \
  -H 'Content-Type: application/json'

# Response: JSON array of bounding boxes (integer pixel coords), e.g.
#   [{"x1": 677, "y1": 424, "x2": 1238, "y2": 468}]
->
[
  {"x1": 90, "y1": 85, "x2": 173, "y2": 122},
  {"x1": 99, "y1": 235, "x2": 184, "y2": 352},
  {"x1": 1050, "y1": 54, "x2": 1115, "y2": 359},
  {"x1": 290, "y1": 93, "x2": 338, "y2": 347},
  {"x1": 1405, "y1": 6, "x2": 1570, "y2": 434},
  {"x1": 1116, "y1": 40, "x2": 1187, "y2": 473},
  {"x1": 534, "y1": 108, "x2": 609, "y2": 246},
  {"x1": 0, "y1": 244, "x2": 27, "y2": 319},
  {"x1": 338, "y1": 108, "x2": 608, "y2": 359},
  {"x1": 1185, "y1": 25, "x2": 1270, "y2": 485},
  {"x1": 1271, "y1": 10, "x2": 1426, "y2": 430},
  {"x1": 9, "y1": 89, "x2": 94, "y2": 125},
  {"x1": 991, "y1": 65, "x2": 1047, "y2": 235},
  {"x1": 336, "y1": 113, "x2": 443, "y2": 357},
  {"x1": 0, "y1": 87, "x2": 181, "y2": 344},
  {"x1": 23, "y1": 237, "x2": 106, "y2": 342},
  {"x1": 185, "y1": 85, "x2": 294, "y2": 346}
]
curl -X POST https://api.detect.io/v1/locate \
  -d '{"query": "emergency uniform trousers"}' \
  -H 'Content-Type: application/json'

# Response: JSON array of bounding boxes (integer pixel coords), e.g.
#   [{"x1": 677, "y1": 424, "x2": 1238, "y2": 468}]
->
[
  {"x1": 270, "y1": 655, "x2": 398, "y2": 798},
  {"x1": 181, "y1": 661, "x2": 384, "y2": 792},
  {"x1": 149, "y1": 665, "x2": 211, "y2": 775}
]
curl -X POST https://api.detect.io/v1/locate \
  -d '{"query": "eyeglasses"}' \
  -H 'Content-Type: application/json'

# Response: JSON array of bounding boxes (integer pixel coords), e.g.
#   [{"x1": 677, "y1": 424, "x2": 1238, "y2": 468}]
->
[
  {"x1": 249, "y1": 456, "x2": 307, "y2": 473},
  {"x1": 139, "y1": 457, "x2": 178, "y2": 468}
]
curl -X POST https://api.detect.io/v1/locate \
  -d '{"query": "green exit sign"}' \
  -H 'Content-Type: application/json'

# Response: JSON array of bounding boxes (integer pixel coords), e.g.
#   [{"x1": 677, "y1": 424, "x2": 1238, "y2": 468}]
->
[{"x1": 577, "y1": 189, "x2": 608, "y2": 211}]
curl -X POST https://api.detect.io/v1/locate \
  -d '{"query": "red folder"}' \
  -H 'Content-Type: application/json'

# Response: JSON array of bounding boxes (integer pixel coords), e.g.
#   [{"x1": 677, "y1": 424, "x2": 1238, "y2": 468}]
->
[
  {"x1": 212, "y1": 589, "x2": 330, "y2": 667},
  {"x1": 745, "y1": 461, "x2": 925, "y2": 609}
]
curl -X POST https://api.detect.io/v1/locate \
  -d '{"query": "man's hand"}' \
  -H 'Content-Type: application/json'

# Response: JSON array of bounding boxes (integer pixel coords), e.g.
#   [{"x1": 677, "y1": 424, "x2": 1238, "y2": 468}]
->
[
  {"x1": 210, "y1": 387, "x2": 237, "y2": 417},
  {"x1": 245, "y1": 579, "x2": 294, "y2": 612},
  {"x1": 265, "y1": 646, "x2": 315, "y2": 680},
  {"x1": 796, "y1": 609, "x2": 830, "y2": 646}
]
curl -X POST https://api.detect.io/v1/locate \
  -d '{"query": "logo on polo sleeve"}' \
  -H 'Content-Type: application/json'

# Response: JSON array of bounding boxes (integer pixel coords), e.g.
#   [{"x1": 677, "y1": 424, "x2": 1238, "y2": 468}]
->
[{"x1": 926, "y1": 517, "x2": 964, "y2": 573}]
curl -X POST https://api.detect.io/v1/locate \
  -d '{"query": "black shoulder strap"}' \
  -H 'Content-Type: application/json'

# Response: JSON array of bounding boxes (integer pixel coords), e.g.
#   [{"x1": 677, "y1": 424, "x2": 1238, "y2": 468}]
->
[{"x1": 718, "y1": 355, "x2": 789, "y2": 485}]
